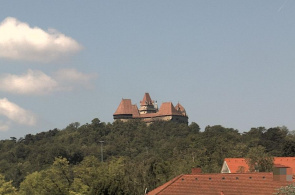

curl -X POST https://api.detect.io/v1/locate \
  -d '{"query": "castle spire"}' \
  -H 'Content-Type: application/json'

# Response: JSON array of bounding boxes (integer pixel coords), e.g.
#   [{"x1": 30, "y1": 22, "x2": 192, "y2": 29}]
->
[{"x1": 139, "y1": 93, "x2": 157, "y2": 114}]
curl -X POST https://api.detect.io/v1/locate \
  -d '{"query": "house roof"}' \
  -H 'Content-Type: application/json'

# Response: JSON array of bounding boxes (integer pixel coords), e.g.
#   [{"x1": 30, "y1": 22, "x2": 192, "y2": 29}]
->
[
  {"x1": 147, "y1": 172, "x2": 293, "y2": 195},
  {"x1": 113, "y1": 99, "x2": 139, "y2": 116},
  {"x1": 222, "y1": 157, "x2": 295, "y2": 174},
  {"x1": 221, "y1": 158, "x2": 248, "y2": 173},
  {"x1": 274, "y1": 157, "x2": 295, "y2": 172}
]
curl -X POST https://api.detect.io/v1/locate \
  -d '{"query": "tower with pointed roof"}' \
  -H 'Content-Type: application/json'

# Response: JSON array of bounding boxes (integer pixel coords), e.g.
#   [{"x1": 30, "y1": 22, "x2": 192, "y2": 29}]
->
[
  {"x1": 113, "y1": 93, "x2": 188, "y2": 124},
  {"x1": 139, "y1": 93, "x2": 157, "y2": 114}
]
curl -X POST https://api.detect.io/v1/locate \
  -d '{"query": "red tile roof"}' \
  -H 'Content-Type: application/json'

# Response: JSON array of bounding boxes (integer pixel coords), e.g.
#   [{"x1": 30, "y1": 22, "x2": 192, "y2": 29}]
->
[
  {"x1": 222, "y1": 157, "x2": 295, "y2": 174},
  {"x1": 274, "y1": 157, "x2": 295, "y2": 173},
  {"x1": 114, "y1": 93, "x2": 188, "y2": 123},
  {"x1": 175, "y1": 103, "x2": 186, "y2": 116},
  {"x1": 113, "y1": 99, "x2": 139, "y2": 116},
  {"x1": 114, "y1": 100, "x2": 185, "y2": 118},
  {"x1": 221, "y1": 158, "x2": 248, "y2": 173},
  {"x1": 175, "y1": 103, "x2": 185, "y2": 111},
  {"x1": 148, "y1": 172, "x2": 293, "y2": 195},
  {"x1": 158, "y1": 102, "x2": 182, "y2": 116},
  {"x1": 132, "y1": 104, "x2": 140, "y2": 117},
  {"x1": 140, "y1": 93, "x2": 153, "y2": 106}
]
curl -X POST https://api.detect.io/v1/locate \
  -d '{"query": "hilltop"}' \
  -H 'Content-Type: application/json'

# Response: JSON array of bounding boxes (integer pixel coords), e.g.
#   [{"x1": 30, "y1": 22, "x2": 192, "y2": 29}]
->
[{"x1": 0, "y1": 119, "x2": 294, "y2": 194}]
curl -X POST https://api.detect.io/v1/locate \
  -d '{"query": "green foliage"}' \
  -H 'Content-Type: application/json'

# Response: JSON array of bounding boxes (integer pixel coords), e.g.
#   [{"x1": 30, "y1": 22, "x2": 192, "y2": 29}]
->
[
  {"x1": 197, "y1": 125, "x2": 243, "y2": 172},
  {"x1": 276, "y1": 184, "x2": 295, "y2": 195},
  {"x1": 19, "y1": 157, "x2": 72, "y2": 195},
  {"x1": 283, "y1": 140, "x2": 295, "y2": 156},
  {"x1": 0, "y1": 118, "x2": 293, "y2": 194},
  {"x1": 71, "y1": 156, "x2": 129, "y2": 195},
  {"x1": 245, "y1": 146, "x2": 274, "y2": 172},
  {"x1": 0, "y1": 174, "x2": 17, "y2": 195}
]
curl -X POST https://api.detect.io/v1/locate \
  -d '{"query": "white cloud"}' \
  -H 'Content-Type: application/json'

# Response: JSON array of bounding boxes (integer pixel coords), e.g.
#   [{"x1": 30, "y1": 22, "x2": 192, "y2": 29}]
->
[
  {"x1": 0, "y1": 69, "x2": 97, "y2": 95},
  {"x1": 0, "y1": 17, "x2": 82, "y2": 62},
  {"x1": 0, "y1": 70, "x2": 58, "y2": 95},
  {"x1": 0, "y1": 98, "x2": 36, "y2": 127},
  {"x1": 54, "y1": 68, "x2": 98, "y2": 90}
]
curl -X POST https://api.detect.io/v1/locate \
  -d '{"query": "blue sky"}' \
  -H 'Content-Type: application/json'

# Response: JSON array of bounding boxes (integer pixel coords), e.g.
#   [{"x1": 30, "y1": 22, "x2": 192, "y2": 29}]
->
[{"x1": 0, "y1": 1, "x2": 294, "y2": 139}]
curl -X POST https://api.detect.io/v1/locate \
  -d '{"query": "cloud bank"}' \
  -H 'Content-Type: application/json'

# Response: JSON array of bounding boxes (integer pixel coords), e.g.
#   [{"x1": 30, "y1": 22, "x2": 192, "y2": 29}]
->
[
  {"x1": 0, "y1": 69, "x2": 97, "y2": 95},
  {"x1": 0, "y1": 98, "x2": 36, "y2": 131},
  {"x1": 54, "y1": 68, "x2": 98, "y2": 90},
  {"x1": 0, "y1": 17, "x2": 82, "y2": 62},
  {"x1": 0, "y1": 70, "x2": 58, "y2": 95}
]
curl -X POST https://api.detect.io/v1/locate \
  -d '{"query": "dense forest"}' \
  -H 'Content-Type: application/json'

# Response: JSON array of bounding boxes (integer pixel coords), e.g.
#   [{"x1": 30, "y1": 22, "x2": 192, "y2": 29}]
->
[{"x1": 0, "y1": 119, "x2": 295, "y2": 195}]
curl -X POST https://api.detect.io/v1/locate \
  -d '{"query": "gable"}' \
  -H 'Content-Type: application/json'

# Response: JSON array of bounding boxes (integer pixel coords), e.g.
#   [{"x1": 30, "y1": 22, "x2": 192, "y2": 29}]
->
[{"x1": 221, "y1": 161, "x2": 230, "y2": 173}]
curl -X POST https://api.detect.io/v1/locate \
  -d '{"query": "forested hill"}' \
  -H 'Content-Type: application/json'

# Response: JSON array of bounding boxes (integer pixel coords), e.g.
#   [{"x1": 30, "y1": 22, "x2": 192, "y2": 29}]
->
[{"x1": 0, "y1": 119, "x2": 295, "y2": 195}]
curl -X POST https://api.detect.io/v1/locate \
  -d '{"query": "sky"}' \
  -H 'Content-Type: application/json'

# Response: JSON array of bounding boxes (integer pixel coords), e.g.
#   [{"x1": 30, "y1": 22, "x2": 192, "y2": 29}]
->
[{"x1": 0, "y1": 1, "x2": 294, "y2": 139}]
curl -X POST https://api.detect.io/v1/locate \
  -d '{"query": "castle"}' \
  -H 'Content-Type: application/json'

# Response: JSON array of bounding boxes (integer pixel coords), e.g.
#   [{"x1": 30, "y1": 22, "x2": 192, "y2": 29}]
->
[{"x1": 113, "y1": 93, "x2": 188, "y2": 124}]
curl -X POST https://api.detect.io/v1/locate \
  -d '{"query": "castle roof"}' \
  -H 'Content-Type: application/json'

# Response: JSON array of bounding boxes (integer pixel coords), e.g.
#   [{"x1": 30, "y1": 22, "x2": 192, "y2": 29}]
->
[
  {"x1": 114, "y1": 100, "x2": 186, "y2": 118},
  {"x1": 113, "y1": 99, "x2": 139, "y2": 116},
  {"x1": 140, "y1": 92, "x2": 153, "y2": 106},
  {"x1": 158, "y1": 102, "x2": 183, "y2": 116},
  {"x1": 113, "y1": 93, "x2": 188, "y2": 123},
  {"x1": 132, "y1": 104, "x2": 140, "y2": 117},
  {"x1": 147, "y1": 172, "x2": 293, "y2": 195},
  {"x1": 175, "y1": 103, "x2": 186, "y2": 116}
]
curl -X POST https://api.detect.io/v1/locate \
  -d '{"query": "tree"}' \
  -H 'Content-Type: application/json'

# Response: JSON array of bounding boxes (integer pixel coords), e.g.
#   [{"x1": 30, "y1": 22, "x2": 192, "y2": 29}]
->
[
  {"x1": 246, "y1": 146, "x2": 274, "y2": 172},
  {"x1": 70, "y1": 156, "x2": 100, "y2": 195},
  {"x1": 18, "y1": 172, "x2": 43, "y2": 195},
  {"x1": 19, "y1": 157, "x2": 72, "y2": 195},
  {"x1": 260, "y1": 127, "x2": 288, "y2": 156},
  {"x1": 242, "y1": 127, "x2": 265, "y2": 148},
  {"x1": 0, "y1": 174, "x2": 17, "y2": 195},
  {"x1": 189, "y1": 122, "x2": 200, "y2": 133},
  {"x1": 199, "y1": 125, "x2": 242, "y2": 172},
  {"x1": 72, "y1": 156, "x2": 131, "y2": 195},
  {"x1": 283, "y1": 140, "x2": 295, "y2": 156}
]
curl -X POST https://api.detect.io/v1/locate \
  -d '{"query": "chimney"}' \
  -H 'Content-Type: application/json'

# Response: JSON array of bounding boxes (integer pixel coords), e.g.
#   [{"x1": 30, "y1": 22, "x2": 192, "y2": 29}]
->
[
  {"x1": 191, "y1": 168, "x2": 202, "y2": 175},
  {"x1": 273, "y1": 165, "x2": 292, "y2": 181}
]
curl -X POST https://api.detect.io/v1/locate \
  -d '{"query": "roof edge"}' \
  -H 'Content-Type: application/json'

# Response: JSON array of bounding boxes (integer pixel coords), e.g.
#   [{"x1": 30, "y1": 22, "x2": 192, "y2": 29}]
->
[{"x1": 148, "y1": 174, "x2": 184, "y2": 195}]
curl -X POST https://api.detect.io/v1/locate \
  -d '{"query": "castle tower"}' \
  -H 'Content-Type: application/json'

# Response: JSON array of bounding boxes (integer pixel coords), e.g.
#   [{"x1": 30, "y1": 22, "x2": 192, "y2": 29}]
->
[
  {"x1": 139, "y1": 93, "x2": 157, "y2": 114},
  {"x1": 175, "y1": 102, "x2": 187, "y2": 116}
]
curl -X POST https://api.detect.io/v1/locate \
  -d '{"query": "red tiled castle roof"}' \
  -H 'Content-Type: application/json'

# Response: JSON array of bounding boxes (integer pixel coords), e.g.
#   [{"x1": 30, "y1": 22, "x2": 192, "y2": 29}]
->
[
  {"x1": 175, "y1": 103, "x2": 185, "y2": 112},
  {"x1": 113, "y1": 93, "x2": 188, "y2": 123},
  {"x1": 175, "y1": 103, "x2": 186, "y2": 116},
  {"x1": 113, "y1": 99, "x2": 139, "y2": 116},
  {"x1": 140, "y1": 92, "x2": 153, "y2": 106},
  {"x1": 158, "y1": 102, "x2": 183, "y2": 116}
]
